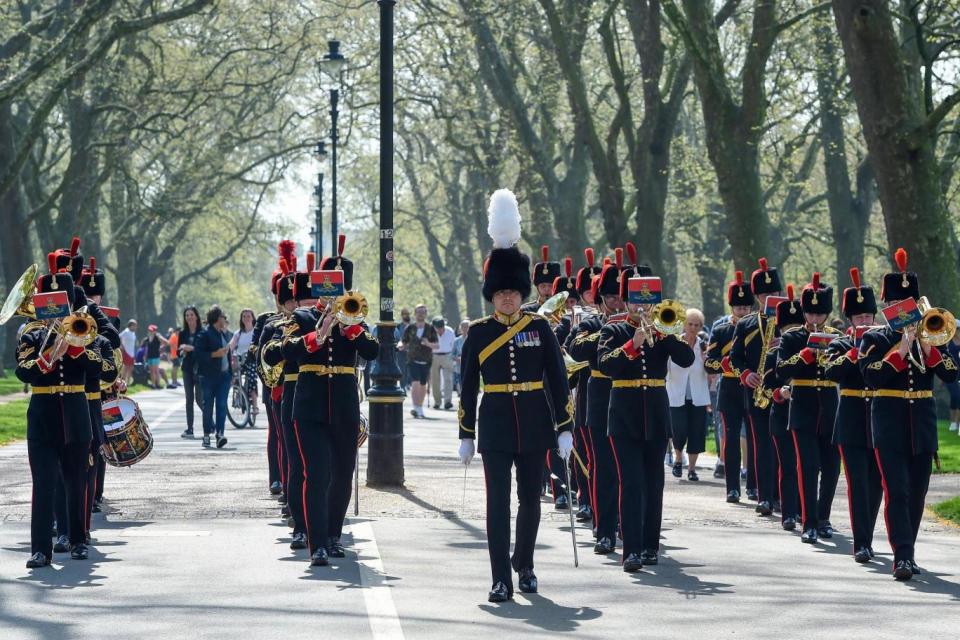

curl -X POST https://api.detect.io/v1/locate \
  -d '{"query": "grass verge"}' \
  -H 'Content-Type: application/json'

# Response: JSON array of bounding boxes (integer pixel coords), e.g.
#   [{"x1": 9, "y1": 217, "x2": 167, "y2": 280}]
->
[
  {"x1": 936, "y1": 420, "x2": 960, "y2": 474},
  {"x1": 933, "y1": 496, "x2": 960, "y2": 526}
]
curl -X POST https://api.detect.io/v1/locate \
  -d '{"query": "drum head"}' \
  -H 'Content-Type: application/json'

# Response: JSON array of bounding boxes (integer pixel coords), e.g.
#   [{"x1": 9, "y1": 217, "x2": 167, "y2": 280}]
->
[{"x1": 102, "y1": 398, "x2": 138, "y2": 432}]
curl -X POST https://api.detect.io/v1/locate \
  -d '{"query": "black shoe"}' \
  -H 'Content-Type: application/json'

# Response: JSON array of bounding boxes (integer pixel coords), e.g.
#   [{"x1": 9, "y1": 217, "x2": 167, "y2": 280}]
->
[
  {"x1": 855, "y1": 547, "x2": 872, "y2": 563},
  {"x1": 687, "y1": 470, "x2": 699, "y2": 482},
  {"x1": 910, "y1": 560, "x2": 921, "y2": 575},
  {"x1": 202, "y1": 436, "x2": 211, "y2": 447},
  {"x1": 518, "y1": 567, "x2": 537, "y2": 593},
  {"x1": 782, "y1": 517, "x2": 797, "y2": 531},
  {"x1": 594, "y1": 537, "x2": 615, "y2": 555},
  {"x1": 26, "y1": 552, "x2": 50, "y2": 568},
  {"x1": 713, "y1": 464, "x2": 725, "y2": 479},
  {"x1": 640, "y1": 549, "x2": 659, "y2": 565},
  {"x1": 893, "y1": 560, "x2": 913, "y2": 581},
  {"x1": 868, "y1": 546, "x2": 876, "y2": 559},
  {"x1": 54, "y1": 535, "x2": 71, "y2": 553},
  {"x1": 269, "y1": 481, "x2": 282, "y2": 495},
  {"x1": 554, "y1": 494, "x2": 570, "y2": 510},
  {"x1": 672, "y1": 462, "x2": 683, "y2": 478},
  {"x1": 310, "y1": 548, "x2": 329, "y2": 566},
  {"x1": 817, "y1": 522, "x2": 834, "y2": 539},
  {"x1": 71, "y1": 543, "x2": 88, "y2": 560},
  {"x1": 576, "y1": 504, "x2": 593, "y2": 522},
  {"x1": 623, "y1": 553, "x2": 644, "y2": 573},
  {"x1": 488, "y1": 581, "x2": 511, "y2": 602},
  {"x1": 327, "y1": 538, "x2": 346, "y2": 558},
  {"x1": 433, "y1": 404, "x2": 441, "y2": 410},
  {"x1": 746, "y1": 489, "x2": 758, "y2": 501},
  {"x1": 726, "y1": 490, "x2": 740, "y2": 504},
  {"x1": 801, "y1": 528, "x2": 818, "y2": 544},
  {"x1": 280, "y1": 506, "x2": 290, "y2": 520},
  {"x1": 216, "y1": 435, "x2": 227, "y2": 448},
  {"x1": 756, "y1": 500, "x2": 773, "y2": 516},
  {"x1": 277, "y1": 492, "x2": 286, "y2": 504},
  {"x1": 444, "y1": 402, "x2": 454, "y2": 410},
  {"x1": 181, "y1": 429, "x2": 194, "y2": 439},
  {"x1": 290, "y1": 532, "x2": 307, "y2": 550},
  {"x1": 92, "y1": 502, "x2": 102, "y2": 513}
]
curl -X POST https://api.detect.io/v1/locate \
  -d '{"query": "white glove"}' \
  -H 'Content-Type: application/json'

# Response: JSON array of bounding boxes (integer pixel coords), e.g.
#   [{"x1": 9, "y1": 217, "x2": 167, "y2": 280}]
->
[
  {"x1": 458, "y1": 439, "x2": 475, "y2": 466},
  {"x1": 558, "y1": 431, "x2": 574, "y2": 461}
]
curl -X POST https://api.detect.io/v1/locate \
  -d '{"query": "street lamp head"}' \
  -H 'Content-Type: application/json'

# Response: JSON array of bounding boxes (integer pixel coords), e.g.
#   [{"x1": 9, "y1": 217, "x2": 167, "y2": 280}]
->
[
  {"x1": 315, "y1": 141, "x2": 327, "y2": 158},
  {"x1": 319, "y1": 40, "x2": 347, "y2": 88}
]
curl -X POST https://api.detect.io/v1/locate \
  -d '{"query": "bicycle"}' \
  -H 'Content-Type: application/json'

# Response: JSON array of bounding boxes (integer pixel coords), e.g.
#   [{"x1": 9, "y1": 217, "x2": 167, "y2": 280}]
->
[{"x1": 226, "y1": 360, "x2": 252, "y2": 429}]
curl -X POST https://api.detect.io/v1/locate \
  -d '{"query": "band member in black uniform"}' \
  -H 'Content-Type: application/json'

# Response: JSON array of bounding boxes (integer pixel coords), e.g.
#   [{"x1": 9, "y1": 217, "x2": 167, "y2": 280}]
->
[
  {"x1": 704, "y1": 271, "x2": 754, "y2": 503},
  {"x1": 282, "y1": 235, "x2": 379, "y2": 566},
  {"x1": 824, "y1": 268, "x2": 882, "y2": 562},
  {"x1": 567, "y1": 249, "x2": 602, "y2": 522},
  {"x1": 776, "y1": 273, "x2": 842, "y2": 544},
  {"x1": 251, "y1": 259, "x2": 286, "y2": 495},
  {"x1": 520, "y1": 245, "x2": 561, "y2": 314},
  {"x1": 858, "y1": 248, "x2": 958, "y2": 580},
  {"x1": 568, "y1": 250, "x2": 630, "y2": 555},
  {"x1": 731, "y1": 258, "x2": 783, "y2": 514},
  {"x1": 458, "y1": 189, "x2": 573, "y2": 602},
  {"x1": 765, "y1": 286, "x2": 803, "y2": 530},
  {"x1": 597, "y1": 274, "x2": 694, "y2": 572},
  {"x1": 18, "y1": 256, "x2": 97, "y2": 567},
  {"x1": 53, "y1": 237, "x2": 120, "y2": 350}
]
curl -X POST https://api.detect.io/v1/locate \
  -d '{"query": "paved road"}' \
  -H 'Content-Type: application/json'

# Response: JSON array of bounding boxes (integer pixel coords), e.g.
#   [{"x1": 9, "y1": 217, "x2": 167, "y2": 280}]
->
[{"x1": 1, "y1": 388, "x2": 959, "y2": 639}]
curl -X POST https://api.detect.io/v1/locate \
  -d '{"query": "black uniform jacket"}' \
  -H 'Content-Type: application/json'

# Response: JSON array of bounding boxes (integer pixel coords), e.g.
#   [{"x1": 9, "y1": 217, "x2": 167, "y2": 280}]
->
[
  {"x1": 282, "y1": 306, "x2": 379, "y2": 426},
  {"x1": 776, "y1": 325, "x2": 842, "y2": 435},
  {"x1": 458, "y1": 311, "x2": 572, "y2": 454},
  {"x1": 73, "y1": 290, "x2": 121, "y2": 350},
  {"x1": 260, "y1": 313, "x2": 294, "y2": 389},
  {"x1": 567, "y1": 314, "x2": 613, "y2": 432},
  {"x1": 85, "y1": 334, "x2": 119, "y2": 444},
  {"x1": 704, "y1": 320, "x2": 746, "y2": 412},
  {"x1": 761, "y1": 335, "x2": 790, "y2": 437},
  {"x1": 565, "y1": 311, "x2": 597, "y2": 429},
  {"x1": 16, "y1": 322, "x2": 98, "y2": 444},
  {"x1": 824, "y1": 332, "x2": 873, "y2": 448},
  {"x1": 597, "y1": 318, "x2": 695, "y2": 441},
  {"x1": 731, "y1": 311, "x2": 774, "y2": 406},
  {"x1": 858, "y1": 326, "x2": 958, "y2": 454}
]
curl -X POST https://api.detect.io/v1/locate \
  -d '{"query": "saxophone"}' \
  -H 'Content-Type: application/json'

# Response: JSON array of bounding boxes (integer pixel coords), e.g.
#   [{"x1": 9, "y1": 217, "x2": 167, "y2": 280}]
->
[{"x1": 752, "y1": 314, "x2": 777, "y2": 409}]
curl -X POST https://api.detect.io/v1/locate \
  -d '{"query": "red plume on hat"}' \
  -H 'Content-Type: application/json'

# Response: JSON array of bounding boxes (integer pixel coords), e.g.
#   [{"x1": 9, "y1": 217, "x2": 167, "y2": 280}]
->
[
  {"x1": 564, "y1": 257, "x2": 573, "y2": 278},
  {"x1": 278, "y1": 258, "x2": 292, "y2": 276},
  {"x1": 625, "y1": 242, "x2": 637, "y2": 266},
  {"x1": 337, "y1": 234, "x2": 346, "y2": 257},
  {"x1": 810, "y1": 272, "x2": 820, "y2": 290},
  {"x1": 47, "y1": 252, "x2": 57, "y2": 274},
  {"x1": 279, "y1": 240, "x2": 296, "y2": 266},
  {"x1": 615, "y1": 248, "x2": 623, "y2": 270},
  {"x1": 603, "y1": 257, "x2": 612, "y2": 267},
  {"x1": 306, "y1": 252, "x2": 316, "y2": 273},
  {"x1": 787, "y1": 283, "x2": 795, "y2": 301},
  {"x1": 758, "y1": 257, "x2": 768, "y2": 271},
  {"x1": 894, "y1": 247, "x2": 908, "y2": 272},
  {"x1": 584, "y1": 248, "x2": 595, "y2": 267},
  {"x1": 69, "y1": 236, "x2": 80, "y2": 257},
  {"x1": 86, "y1": 257, "x2": 97, "y2": 274},
  {"x1": 540, "y1": 245, "x2": 549, "y2": 263},
  {"x1": 735, "y1": 270, "x2": 744, "y2": 286},
  {"x1": 849, "y1": 267, "x2": 861, "y2": 289}
]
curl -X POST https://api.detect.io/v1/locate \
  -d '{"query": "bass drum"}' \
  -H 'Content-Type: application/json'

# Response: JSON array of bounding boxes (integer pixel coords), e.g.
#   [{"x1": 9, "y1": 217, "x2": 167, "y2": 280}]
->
[{"x1": 100, "y1": 397, "x2": 154, "y2": 467}]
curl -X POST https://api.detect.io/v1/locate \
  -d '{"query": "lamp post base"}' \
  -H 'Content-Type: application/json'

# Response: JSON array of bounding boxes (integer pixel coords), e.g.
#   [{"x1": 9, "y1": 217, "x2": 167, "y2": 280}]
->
[{"x1": 367, "y1": 321, "x2": 404, "y2": 486}]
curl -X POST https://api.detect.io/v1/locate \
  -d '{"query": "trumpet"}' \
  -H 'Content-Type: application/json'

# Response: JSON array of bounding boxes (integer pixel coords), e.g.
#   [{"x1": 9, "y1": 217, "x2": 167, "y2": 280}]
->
[
  {"x1": 636, "y1": 299, "x2": 686, "y2": 345},
  {"x1": 319, "y1": 290, "x2": 369, "y2": 330},
  {"x1": 537, "y1": 292, "x2": 569, "y2": 326},
  {"x1": 58, "y1": 308, "x2": 98, "y2": 347},
  {"x1": 905, "y1": 296, "x2": 957, "y2": 372}
]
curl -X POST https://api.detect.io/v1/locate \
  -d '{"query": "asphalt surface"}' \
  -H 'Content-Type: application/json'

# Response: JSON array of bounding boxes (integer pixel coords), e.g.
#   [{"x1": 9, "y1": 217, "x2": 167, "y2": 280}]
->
[{"x1": 2, "y1": 387, "x2": 960, "y2": 639}]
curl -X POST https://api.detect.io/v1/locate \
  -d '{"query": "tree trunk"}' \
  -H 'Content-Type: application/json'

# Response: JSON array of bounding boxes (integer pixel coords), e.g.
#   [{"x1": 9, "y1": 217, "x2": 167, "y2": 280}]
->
[
  {"x1": 0, "y1": 103, "x2": 31, "y2": 373},
  {"x1": 832, "y1": 0, "x2": 960, "y2": 310}
]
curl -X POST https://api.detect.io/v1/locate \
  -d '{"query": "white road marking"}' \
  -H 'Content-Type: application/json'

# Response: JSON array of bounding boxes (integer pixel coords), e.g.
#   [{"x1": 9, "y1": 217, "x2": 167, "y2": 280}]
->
[
  {"x1": 348, "y1": 520, "x2": 405, "y2": 640},
  {"x1": 119, "y1": 530, "x2": 211, "y2": 537},
  {"x1": 145, "y1": 401, "x2": 181, "y2": 430}
]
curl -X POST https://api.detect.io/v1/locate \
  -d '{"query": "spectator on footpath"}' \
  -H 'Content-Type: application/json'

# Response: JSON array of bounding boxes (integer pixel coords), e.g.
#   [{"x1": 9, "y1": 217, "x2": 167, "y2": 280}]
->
[
  {"x1": 119, "y1": 319, "x2": 138, "y2": 383},
  {"x1": 430, "y1": 316, "x2": 456, "y2": 410},
  {"x1": 230, "y1": 308, "x2": 259, "y2": 418},
  {"x1": 666, "y1": 308, "x2": 710, "y2": 481},
  {"x1": 399, "y1": 304, "x2": 438, "y2": 418},
  {"x1": 168, "y1": 327, "x2": 181, "y2": 388},
  {"x1": 397, "y1": 308, "x2": 412, "y2": 391},
  {"x1": 142, "y1": 324, "x2": 170, "y2": 389},
  {"x1": 195, "y1": 305, "x2": 233, "y2": 449},
  {"x1": 178, "y1": 306, "x2": 203, "y2": 439},
  {"x1": 453, "y1": 319, "x2": 470, "y2": 395}
]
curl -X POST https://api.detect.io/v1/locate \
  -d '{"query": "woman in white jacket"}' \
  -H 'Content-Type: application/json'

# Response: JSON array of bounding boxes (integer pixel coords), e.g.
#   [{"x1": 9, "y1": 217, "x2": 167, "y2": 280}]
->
[{"x1": 666, "y1": 308, "x2": 711, "y2": 481}]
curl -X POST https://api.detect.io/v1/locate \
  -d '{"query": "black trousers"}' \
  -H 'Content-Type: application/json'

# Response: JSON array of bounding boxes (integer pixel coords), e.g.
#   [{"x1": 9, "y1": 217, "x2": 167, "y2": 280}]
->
[
  {"x1": 265, "y1": 393, "x2": 281, "y2": 485},
  {"x1": 718, "y1": 401, "x2": 748, "y2": 494},
  {"x1": 670, "y1": 401, "x2": 707, "y2": 454},
  {"x1": 839, "y1": 445, "x2": 883, "y2": 552},
  {"x1": 182, "y1": 367, "x2": 202, "y2": 431},
  {"x1": 282, "y1": 390, "x2": 306, "y2": 536},
  {"x1": 31, "y1": 439, "x2": 89, "y2": 557},
  {"x1": 874, "y1": 447, "x2": 932, "y2": 563},
  {"x1": 572, "y1": 426, "x2": 591, "y2": 507},
  {"x1": 85, "y1": 400, "x2": 102, "y2": 535},
  {"x1": 482, "y1": 449, "x2": 543, "y2": 591},
  {"x1": 94, "y1": 452, "x2": 105, "y2": 501},
  {"x1": 747, "y1": 405, "x2": 776, "y2": 503},
  {"x1": 326, "y1": 421, "x2": 358, "y2": 541},
  {"x1": 589, "y1": 428, "x2": 619, "y2": 542},
  {"x1": 545, "y1": 449, "x2": 568, "y2": 503},
  {"x1": 772, "y1": 432, "x2": 800, "y2": 521},
  {"x1": 791, "y1": 429, "x2": 841, "y2": 531},
  {"x1": 611, "y1": 435, "x2": 667, "y2": 558},
  {"x1": 296, "y1": 418, "x2": 356, "y2": 553}
]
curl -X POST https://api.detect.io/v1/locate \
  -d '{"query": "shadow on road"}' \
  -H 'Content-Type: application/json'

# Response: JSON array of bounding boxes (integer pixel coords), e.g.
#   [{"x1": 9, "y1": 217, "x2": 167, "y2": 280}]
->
[{"x1": 479, "y1": 593, "x2": 601, "y2": 632}]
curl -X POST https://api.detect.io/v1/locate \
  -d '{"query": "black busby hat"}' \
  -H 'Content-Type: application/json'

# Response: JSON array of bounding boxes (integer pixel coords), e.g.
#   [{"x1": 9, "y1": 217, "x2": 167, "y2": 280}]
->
[
  {"x1": 53, "y1": 236, "x2": 84, "y2": 282},
  {"x1": 293, "y1": 252, "x2": 316, "y2": 302},
  {"x1": 842, "y1": 267, "x2": 878, "y2": 318},
  {"x1": 728, "y1": 270, "x2": 755, "y2": 306},
  {"x1": 482, "y1": 189, "x2": 532, "y2": 302},
  {"x1": 320, "y1": 234, "x2": 353, "y2": 291},
  {"x1": 750, "y1": 257, "x2": 782, "y2": 296},
  {"x1": 597, "y1": 248, "x2": 625, "y2": 298},
  {"x1": 552, "y1": 257, "x2": 580, "y2": 302},
  {"x1": 272, "y1": 239, "x2": 296, "y2": 296},
  {"x1": 575, "y1": 248, "x2": 602, "y2": 295},
  {"x1": 79, "y1": 257, "x2": 106, "y2": 298},
  {"x1": 776, "y1": 283, "x2": 802, "y2": 327},
  {"x1": 617, "y1": 266, "x2": 639, "y2": 301},
  {"x1": 37, "y1": 252, "x2": 76, "y2": 307},
  {"x1": 533, "y1": 246, "x2": 561, "y2": 286},
  {"x1": 880, "y1": 248, "x2": 919, "y2": 302},
  {"x1": 275, "y1": 240, "x2": 298, "y2": 306},
  {"x1": 800, "y1": 272, "x2": 833, "y2": 315}
]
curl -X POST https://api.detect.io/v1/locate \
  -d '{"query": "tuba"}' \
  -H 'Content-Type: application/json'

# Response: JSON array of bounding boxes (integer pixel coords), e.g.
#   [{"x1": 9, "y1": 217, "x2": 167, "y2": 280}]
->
[
  {"x1": 537, "y1": 292, "x2": 569, "y2": 326},
  {"x1": 332, "y1": 291, "x2": 368, "y2": 327},
  {"x1": 0, "y1": 264, "x2": 39, "y2": 325}
]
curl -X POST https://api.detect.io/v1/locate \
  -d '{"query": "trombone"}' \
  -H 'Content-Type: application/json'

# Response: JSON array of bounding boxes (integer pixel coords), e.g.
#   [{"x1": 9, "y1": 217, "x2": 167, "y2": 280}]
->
[
  {"x1": 907, "y1": 297, "x2": 957, "y2": 372},
  {"x1": 636, "y1": 299, "x2": 686, "y2": 346}
]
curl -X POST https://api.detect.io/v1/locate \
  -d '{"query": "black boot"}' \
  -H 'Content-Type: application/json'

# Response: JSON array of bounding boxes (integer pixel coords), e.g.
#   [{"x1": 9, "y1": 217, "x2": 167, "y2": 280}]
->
[
  {"x1": 854, "y1": 547, "x2": 871, "y2": 563},
  {"x1": 554, "y1": 494, "x2": 569, "y2": 510},
  {"x1": 290, "y1": 532, "x2": 307, "y2": 550},
  {"x1": 518, "y1": 567, "x2": 538, "y2": 593},
  {"x1": 800, "y1": 528, "x2": 818, "y2": 544},
  {"x1": 623, "y1": 553, "x2": 643, "y2": 573},
  {"x1": 488, "y1": 581, "x2": 511, "y2": 602},
  {"x1": 327, "y1": 537, "x2": 346, "y2": 558},
  {"x1": 575, "y1": 504, "x2": 593, "y2": 522},
  {"x1": 594, "y1": 537, "x2": 615, "y2": 555},
  {"x1": 310, "y1": 548, "x2": 329, "y2": 566},
  {"x1": 726, "y1": 490, "x2": 740, "y2": 504}
]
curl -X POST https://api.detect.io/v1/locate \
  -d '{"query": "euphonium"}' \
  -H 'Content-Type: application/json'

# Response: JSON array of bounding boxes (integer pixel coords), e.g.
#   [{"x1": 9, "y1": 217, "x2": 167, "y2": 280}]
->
[
  {"x1": 333, "y1": 291, "x2": 368, "y2": 326},
  {"x1": 0, "y1": 264, "x2": 39, "y2": 324},
  {"x1": 537, "y1": 292, "x2": 569, "y2": 326}
]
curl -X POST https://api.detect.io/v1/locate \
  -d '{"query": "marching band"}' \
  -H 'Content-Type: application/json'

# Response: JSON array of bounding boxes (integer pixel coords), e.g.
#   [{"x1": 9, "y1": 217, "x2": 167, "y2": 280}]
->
[{"x1": 4, "y1": 192, "x2": 958, "y2": 593}]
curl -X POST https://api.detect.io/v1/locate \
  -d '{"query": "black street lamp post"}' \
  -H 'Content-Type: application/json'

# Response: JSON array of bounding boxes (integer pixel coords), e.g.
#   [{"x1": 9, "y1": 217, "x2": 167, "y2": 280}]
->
[
  {"x1": 319, "y1": 40, "x2": 346, "y2": 244},
  {"x1": 313, "y1": 141, "x2": 327, "y2": 256},
  {"x1": 367, "y1": 0, "x2": 404, "y2": 487}
]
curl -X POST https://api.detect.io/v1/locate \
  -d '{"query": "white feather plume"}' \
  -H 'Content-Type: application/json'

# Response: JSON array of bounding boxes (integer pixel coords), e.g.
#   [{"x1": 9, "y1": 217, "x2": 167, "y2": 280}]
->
[{"x1": 487, "y1": 188, "x2": 522, "y2": 249}]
